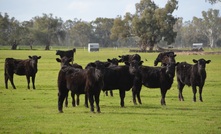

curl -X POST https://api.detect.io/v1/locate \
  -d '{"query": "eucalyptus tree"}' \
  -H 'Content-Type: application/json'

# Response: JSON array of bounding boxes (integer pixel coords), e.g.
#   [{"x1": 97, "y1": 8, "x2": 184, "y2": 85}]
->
[
  {"x1": 201, "y1": 9, "x2": 221, "y2": 48},
  {"x1": 69, "y1": 20, "x2": 92, "y2": 47},
  {"x1": 0, "y1": 13, "x2": 23, "y2": 49},
  {"x1": 132, "y1": 0, "x2": 178, "y2": 51},
  {"x1": 91, "y1": 18, "x2": 114, "y2": 47},
  {"x1": 110, "y1": 13, "x2": 137, "y2": 47},
  {"x1": 32, "y1": 13, "x2": 65, "y2": 49}
]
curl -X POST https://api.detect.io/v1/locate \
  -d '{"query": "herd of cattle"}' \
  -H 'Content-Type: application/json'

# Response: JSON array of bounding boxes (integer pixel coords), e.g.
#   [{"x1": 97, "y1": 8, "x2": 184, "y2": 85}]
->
[{"x1": 4, "y1": 48, "x2": 211, "y2": 113}]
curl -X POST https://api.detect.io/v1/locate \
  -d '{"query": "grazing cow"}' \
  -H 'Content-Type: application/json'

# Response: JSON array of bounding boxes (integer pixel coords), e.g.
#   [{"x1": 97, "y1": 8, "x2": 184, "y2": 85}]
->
[
  {"x1": 4, "y1": 55, "x2": 41, "y2": 89},
  {"x1": 58, "y1": 62, "x2": 105, "y2": 113},
  {"x1": 176, "y1": 59, "x2": 211, "y2": 102},
  {"x1": 56, "y1": 56, "x2": 83, "y2": 107},
  {"x1": 154, "y1": 51, "x2": 176, "y2": 66},
  {"x1": 56, "y1": 48, "x2": 76, "y2": 64},
  {"x1": 133, "y1": 58, "x2": 177, "y2": 105},
  {"x1": 89, "y1": 60, "x2": 142, "y2": 107},
  {"x1": 118, "y1": 54, "x2": 141, "y2": 62}
]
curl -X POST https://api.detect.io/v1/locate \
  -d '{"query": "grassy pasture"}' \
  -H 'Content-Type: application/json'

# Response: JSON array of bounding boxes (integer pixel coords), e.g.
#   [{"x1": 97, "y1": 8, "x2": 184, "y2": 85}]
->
[{"x1": 0, "y1": 48, "x2": 221, "y2": 134}]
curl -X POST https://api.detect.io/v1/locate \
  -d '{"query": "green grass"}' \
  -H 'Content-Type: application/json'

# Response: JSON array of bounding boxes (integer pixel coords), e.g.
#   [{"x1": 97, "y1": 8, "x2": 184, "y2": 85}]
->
[{"x1": 0, "y1": 48, "x2": 221, "y2": 134}]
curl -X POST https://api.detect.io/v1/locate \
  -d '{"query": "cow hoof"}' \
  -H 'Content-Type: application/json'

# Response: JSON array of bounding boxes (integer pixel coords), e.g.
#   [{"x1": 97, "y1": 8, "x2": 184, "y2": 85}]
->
[{"x1": 59, "y1": 111, "x2": 63, "y2": 113}]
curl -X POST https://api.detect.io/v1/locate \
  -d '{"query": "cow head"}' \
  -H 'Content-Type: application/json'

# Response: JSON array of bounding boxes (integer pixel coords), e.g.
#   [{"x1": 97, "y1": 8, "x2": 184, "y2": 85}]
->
[
  {"x1": 29, "y1": 55, "x2": 41, "y2": 72},
  {"x1": 127, "y1": 60, "x2": 143, "y2": 75},
  {"x1": 56, "y1": 56, "x2": 73, "y2": 68},
  {"x1": 118, "y1": 55, "x2": 129, "y2": 62},
  {"x1": 193, "y1": 59, "x2": 211, "y2": 70},
  {"x1": 107, "y1": 58, "x2": 120, "y2": 66},
  {"x1": 164, "y1": 62, "x2": 178, "y2": 78}
]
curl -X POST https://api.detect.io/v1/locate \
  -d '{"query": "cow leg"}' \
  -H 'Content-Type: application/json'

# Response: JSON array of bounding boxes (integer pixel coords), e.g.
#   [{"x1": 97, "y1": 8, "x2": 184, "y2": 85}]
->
[
  {"x1": 110, "y1": 90, "x2": 113, "y2": 97},
  {"x1": 58, "y1": 90, "x2": 68, "y2": 113},
  {"x1": 105, "y1": 91, "x2": 108, "y2": 96},
  {"x1": 4, "y1": 74, "x2": 9, "y2": 89},
  {"x1": 88, "y1": 93, "x2": 95, "y2": 113},
  {"x1": 160, "y1": 88, "x2": 167, "y2": 105},
  {"x1": 76, "y1": 94, "x2": 80, "y2": 106},
  {"x1": 119, "y1": 90, "x2": 125, "y2": 107},
  {"x1": 8, "y1": 74, "x2": 16, "y2": 89},
  {"x1": 95, "y1": 92, "x2": 101, "y2": 113},
  {"x1": 84, "y1": 94, "x2": 89, "y2": 108},
  {"x1": 177, "y1": 80, "x2": 185, "y2": 101},
  {"x1": 71, "y1": 92, "x2": 76, "y2": 107},
  {"x1": 132, "y1": 89, "x2": 137, "y2": 105},
  {"x1": 32, "y1": 75, "x2": 36, "y2": 89},
  {"x1": 192, "y1": 86, "x2": 197, "y2": 102},
  {"x1": 65, "y1": 91, "x2": 69, "y2": 107},
  {"x1": 199, "y1": 86, "x2": 203, "y2": 102},
  {"x1": 26, "y1": 75, "x2": 30, "y2": 89}
]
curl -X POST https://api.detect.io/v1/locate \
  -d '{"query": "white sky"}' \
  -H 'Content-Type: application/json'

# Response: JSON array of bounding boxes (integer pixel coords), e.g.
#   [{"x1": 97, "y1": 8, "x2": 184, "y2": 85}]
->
[{"x1": 0, "y1": 0, "x2": 220, "y2": 22}]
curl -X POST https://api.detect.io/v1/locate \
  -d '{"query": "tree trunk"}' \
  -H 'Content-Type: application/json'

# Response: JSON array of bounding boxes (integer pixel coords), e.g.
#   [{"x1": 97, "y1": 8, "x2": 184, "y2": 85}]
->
[
  {"x1": 149, "y1": 43, "x2": 154, "y2": 51},
  {"x1": 45, "y1": 44, "x2": 50, "y2": 50}
]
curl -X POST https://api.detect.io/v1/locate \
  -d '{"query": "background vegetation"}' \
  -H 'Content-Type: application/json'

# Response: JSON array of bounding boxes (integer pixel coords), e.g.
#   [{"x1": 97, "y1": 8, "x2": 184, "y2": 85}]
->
[
  {"x1": 0, "y1": 0, "x2": 221, "y2": 50},
  {"x1": 0, "y1": 48, "x2": 220, "y2": 134}
]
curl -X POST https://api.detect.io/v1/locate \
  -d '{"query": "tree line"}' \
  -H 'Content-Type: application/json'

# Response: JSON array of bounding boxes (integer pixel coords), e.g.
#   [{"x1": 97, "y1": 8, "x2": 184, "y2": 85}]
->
[{"x1": 0, "y1": 0, "x2": 221, "y2": 50}]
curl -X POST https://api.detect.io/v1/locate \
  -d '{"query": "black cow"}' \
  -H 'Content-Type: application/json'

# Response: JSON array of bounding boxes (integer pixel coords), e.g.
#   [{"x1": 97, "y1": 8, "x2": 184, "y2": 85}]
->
[
  {"x1": 154, "y1": 51, "x2": 176, "y2": 66},
  {"x1": 133, "y1": 58, "x2": 177, "y2": 105},
  {"x1": 56, "y1": 56, "x2": 83, "y2": 107},
  {"x1": 118, "y1": 54, "x2": 141, "y2": 62},
  {"x1": 176, "y1": 59, "x2": 211, "y2": 102},
  {"x1": 104, "y1": 58, "x2": 121, "y2": 97},
  {"x1": 56, "y1": 48, "x2": 76, "y2": 64},
  {"x1": 89, "y1": 60, "x2": 142, "y2": 107},
  {"x1": 4, "y1": 55, "x2": 41, "y2": 89},
  {"x1": 58, "y1": 62, "x2": 105, "y2": 113}
]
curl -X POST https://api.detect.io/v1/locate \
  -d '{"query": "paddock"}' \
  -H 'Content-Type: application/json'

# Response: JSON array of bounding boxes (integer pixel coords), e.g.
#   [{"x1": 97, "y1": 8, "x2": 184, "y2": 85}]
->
[{"x1": 0, "y1": 48, "x2": 220, "y2": 134}]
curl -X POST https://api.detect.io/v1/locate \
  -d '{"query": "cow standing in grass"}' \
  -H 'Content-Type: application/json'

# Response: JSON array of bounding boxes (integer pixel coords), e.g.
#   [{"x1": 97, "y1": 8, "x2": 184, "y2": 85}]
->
[
  {"x1": 89, "y1": 60, "x2": 142, "y2": 107},
  {"x1": 176, "y1": 59, "x2": 211, "y2": 102},
  {"x1": 58, "y1": 61, "x2": 107, "y2": 113},
  {"x1": 56, "y1": 56, "x2": 84, "y2": 107},
  {"x1": 133, "y1": 55, "x2": 177, "y2": 105},
  {"x1": 56, "y1": 48, "x2": 76, "y2": 64},
  {"x1": 4, "y1": 55, "x2": 41, "y2": 89}
]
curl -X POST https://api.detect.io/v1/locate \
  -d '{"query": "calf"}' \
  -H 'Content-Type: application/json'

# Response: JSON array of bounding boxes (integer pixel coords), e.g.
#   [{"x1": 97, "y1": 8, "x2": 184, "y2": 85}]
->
[
  {"x1": 154, "y1": 51, "x2": 176, "y2": 66},
  {"x1": 176, "y1": 59, "x2": 211, "y2": 102},
  {"x1": 56, "y1": 48, "x2": 76, "y2": 64},
  {"x1": 58, "y1": 62, "x2": 105, "y2": 113},
  {"x1": 118, "y1": 54, "x2": 141, "y2": 62},
  {"x1": 133, "y1": 59, "x2": 177, "y2": 105},
  {"x1": 4, "y1": 55, "x2": 41, "y2": 89}
]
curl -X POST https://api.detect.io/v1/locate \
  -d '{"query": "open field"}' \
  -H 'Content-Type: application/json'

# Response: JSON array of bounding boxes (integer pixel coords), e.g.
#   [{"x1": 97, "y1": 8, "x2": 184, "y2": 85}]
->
[{"x1": 0, "y1": 48, "x2": 221, "y2": 134}]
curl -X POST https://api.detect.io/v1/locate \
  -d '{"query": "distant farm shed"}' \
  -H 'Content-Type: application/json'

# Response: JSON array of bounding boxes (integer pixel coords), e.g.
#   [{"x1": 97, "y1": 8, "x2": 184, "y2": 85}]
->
[
  {"x1": 192, "y1": 43, "x2": 203, "y2": 51},
  {"x1": 88, "y1": 43, "x2": 99, "y2": 52}
]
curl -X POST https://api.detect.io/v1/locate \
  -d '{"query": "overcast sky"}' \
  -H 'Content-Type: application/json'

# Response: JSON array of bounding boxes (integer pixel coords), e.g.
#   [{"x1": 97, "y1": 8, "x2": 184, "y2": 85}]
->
[{"x1": 0, "y1": 0, "x2": 220, "y2": 22}]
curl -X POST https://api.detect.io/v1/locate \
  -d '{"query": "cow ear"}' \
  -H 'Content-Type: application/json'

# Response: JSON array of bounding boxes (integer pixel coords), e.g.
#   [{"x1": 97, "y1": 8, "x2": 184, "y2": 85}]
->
[
  {"x1": 206, "y1": 60, "x2": 211, "y2": 64},
  {"x1": 176, "y1": 62, "x2": 179, "y2": 66},
  {"x1": 38, "y1": 56, "x2": 41, "y2": 59},
  {"x1": 56, "y1": 58, "x2": 61, "y2": 62},
  {"x1": 139, "y1": 61, "x2": 143, "y2": 66},
  {"x1": 174, "y1": 54, "x2": 177, "y2": 57},
  {"x1": 193, "y1": 59, "x2": 198, "y2": 63},
  {"x1": 118, "y1": 56, "x2": 121, "y2": 58},
  {"x1": 29, "y1": 56, "x2": 32, "y2": 59},
  {"x1": 107, "y1": 59, "x2": 111, "y2": 62},
  {"x1": 124, "y1": 62, "x2": 130, "y2": 66}
]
